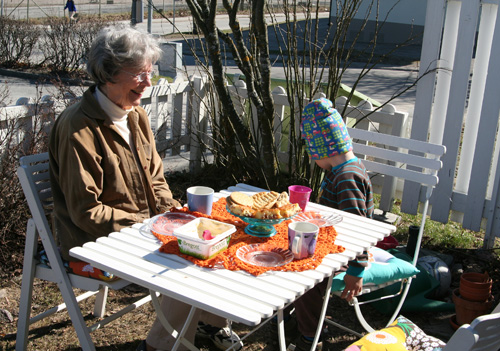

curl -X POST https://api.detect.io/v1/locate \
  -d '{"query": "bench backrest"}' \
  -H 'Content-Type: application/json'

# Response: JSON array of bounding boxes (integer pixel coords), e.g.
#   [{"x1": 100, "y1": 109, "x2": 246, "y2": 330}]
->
[
  {"x1": 18, "y1": 152, "x2": 53, "y2": 237},
  {"x1": 348, "y1": 127, "x2": 446, "y2": 197}
]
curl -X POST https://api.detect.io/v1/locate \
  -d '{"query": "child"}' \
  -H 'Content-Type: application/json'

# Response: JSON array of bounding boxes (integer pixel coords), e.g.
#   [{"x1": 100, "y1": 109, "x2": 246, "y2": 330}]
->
[
  {"x1": 286, "y1": 98, "x2": 374, "y2": 351},
  {"x1": 301, "y1": 97, "x2": 374, "y2": 218}
]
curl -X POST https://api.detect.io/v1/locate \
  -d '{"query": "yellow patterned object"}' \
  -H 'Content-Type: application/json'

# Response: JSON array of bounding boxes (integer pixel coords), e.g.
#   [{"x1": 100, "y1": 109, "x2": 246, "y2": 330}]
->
[{"x1": 344, "y1": 316, "x2": 446, "y2": 351}]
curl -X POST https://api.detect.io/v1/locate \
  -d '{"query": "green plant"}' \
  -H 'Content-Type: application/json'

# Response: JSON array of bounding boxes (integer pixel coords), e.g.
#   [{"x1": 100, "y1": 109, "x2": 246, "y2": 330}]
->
[{"x1": 389, "y1": 196, "x2": 497, "y2": 251}]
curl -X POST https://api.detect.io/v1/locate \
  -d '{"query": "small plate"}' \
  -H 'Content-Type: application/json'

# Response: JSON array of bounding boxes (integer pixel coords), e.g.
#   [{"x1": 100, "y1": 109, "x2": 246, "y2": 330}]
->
[
  {"x1": 141, "y1": 212, "x2": 197, "y2": 239},
  {"x1": 236, "y1": 244, "x2": 293, "y2": 267},
  {"x1": 292, "y1": 211, "x2": 343, "y2": 227}
]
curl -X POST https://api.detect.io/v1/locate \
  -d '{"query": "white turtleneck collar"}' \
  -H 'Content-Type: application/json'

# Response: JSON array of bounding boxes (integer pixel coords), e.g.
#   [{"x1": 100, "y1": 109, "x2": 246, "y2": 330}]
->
[
  {"x1": 94, "y1": 87, "x2": 135, "y2": 147},
  {"x1": 95, "y1": 86, "x2": 133, "y2": 121}
]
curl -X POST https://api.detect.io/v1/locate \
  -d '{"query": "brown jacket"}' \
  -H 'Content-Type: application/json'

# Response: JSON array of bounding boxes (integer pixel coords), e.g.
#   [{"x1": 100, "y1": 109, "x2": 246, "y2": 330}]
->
[{"x1": 49, "y1": 86, "x2": 180, "y2": 261}]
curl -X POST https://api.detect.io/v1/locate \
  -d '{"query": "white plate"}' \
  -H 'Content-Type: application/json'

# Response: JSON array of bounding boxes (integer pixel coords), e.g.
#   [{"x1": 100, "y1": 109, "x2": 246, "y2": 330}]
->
[
  {"x1": 236, "y1": 244, "x2": 293, "y2": 267},
  {"x1": 292, "y1": 211, "x2": 343, "y2": 227}
]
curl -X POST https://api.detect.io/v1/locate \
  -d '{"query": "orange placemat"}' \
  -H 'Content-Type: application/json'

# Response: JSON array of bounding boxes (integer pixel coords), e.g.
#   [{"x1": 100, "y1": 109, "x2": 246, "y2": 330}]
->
[{"x1": 155, "y1": 198, "x2": 345, "y2": 276}]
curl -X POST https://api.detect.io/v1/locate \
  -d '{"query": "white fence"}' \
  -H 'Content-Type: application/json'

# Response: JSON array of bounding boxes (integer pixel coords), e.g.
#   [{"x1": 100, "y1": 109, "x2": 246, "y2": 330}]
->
[
  {"x1": 404, "y1": 0, "x2": 500, "y2": 248},
  {"x1": 139, "y1": 76, "x2": 210, "y2": 173},
  {"x1": 0, "y1": 76, "x2": 208, "y2": 174}
]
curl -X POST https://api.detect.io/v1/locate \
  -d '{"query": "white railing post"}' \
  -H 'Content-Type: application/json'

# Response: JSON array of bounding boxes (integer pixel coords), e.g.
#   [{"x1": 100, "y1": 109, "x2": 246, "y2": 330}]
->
[
  {"x1": 401, "y1": 0, "x2": 447, "y2": 215},
  {"x1": 272, "y1": 86, "x2": 288, "y2": 166}
]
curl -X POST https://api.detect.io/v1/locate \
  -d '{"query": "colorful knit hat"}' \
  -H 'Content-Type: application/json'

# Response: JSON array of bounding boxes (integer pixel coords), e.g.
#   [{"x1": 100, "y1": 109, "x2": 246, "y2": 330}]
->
[{"x1": 300, "y1": 98, "x2": 352, "y2": 160}]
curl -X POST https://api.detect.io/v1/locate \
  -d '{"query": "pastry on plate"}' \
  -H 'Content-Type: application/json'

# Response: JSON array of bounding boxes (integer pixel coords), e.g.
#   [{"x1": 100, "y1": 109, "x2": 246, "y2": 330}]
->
[
  {"x1": 252, "y1": 191, "x2": 279, "y2": 209},
  {"x1": 227, "y1": 190, "x2": 301, "y2": 219},
  {"x1": 229, "y1": 191, "x2": 254, "y2": 207}
]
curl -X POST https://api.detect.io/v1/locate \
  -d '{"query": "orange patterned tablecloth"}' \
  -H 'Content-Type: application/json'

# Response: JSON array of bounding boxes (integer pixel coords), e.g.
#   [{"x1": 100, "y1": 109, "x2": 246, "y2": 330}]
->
[{"x1": 154, "y1": 198, "x2": 345, "y2": 276}]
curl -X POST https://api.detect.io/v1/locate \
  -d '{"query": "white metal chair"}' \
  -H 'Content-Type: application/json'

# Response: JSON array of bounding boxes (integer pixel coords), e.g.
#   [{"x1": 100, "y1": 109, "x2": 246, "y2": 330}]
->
[
  {"x1": 16, "y1": 152, "x2": 153, "y2": 351},
  {"x1": 324, "y1": 127, "x2": 446, "y2": 336}
]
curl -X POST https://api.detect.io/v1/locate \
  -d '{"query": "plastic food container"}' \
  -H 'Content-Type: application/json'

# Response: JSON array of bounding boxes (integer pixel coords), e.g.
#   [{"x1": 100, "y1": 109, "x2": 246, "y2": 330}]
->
[{"x1": 173, "y1": 218, "x2": 236, "y2": 260}]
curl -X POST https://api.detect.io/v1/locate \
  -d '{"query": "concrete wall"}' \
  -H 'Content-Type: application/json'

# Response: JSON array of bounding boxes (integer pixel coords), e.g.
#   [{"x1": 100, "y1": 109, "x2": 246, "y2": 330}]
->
[
  {"x1": 158, "y1": 41, "x2": 183, "y2": 78},
  {"x1": 330, "y1": 0, "x2": 427, "y2": 44}
]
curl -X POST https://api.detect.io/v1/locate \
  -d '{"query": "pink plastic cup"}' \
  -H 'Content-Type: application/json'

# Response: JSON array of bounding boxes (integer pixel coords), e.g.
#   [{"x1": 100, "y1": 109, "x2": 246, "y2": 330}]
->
[{"x1": 288, "y1": 185, "x2": 312, "y2": 211}]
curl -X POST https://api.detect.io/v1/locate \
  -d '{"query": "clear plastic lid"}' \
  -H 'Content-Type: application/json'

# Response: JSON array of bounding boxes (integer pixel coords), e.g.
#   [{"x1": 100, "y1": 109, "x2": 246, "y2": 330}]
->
[{"x1": 148, "y1": 212, "x2": 197, "y2": 236}]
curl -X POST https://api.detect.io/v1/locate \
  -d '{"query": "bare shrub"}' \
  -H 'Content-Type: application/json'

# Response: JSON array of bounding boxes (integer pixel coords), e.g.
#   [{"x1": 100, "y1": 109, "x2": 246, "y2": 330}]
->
[
  {"x1": 0, "y1": 89, "x2": 63, "y2": 279},
  {"x1": 0, "y1": 17, "x2": 41, "y2": 67},
  {"x1": 0, "y1": 83, "x2": 11, "y2": 107},
  {"x1": 38, "y1": 16, "x2": 111, "y2": 74}
]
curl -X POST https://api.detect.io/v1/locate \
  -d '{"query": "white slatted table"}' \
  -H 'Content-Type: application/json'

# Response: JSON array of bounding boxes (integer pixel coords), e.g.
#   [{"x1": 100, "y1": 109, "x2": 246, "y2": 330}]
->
[{"x1": 69, "y1": 183, "x2": 395, "y2": 351}]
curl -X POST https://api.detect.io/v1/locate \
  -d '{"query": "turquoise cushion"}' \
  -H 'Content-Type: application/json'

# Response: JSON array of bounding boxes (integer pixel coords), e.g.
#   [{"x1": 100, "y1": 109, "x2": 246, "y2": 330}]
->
[{"x1": 331, "y1": 247, "x2": 420, "y2": 291}]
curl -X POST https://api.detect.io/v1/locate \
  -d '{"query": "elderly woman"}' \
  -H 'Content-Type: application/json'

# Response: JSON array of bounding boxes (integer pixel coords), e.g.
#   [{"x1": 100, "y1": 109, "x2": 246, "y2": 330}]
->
[{"x1": 48, "y1": 25, "x2": 242, "y2": 351}]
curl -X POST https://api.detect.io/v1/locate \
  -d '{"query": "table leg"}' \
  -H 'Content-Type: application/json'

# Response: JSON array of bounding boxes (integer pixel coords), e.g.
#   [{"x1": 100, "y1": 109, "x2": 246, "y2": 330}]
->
[
  {"x1": 311, "y1": 274, "x2": 334, "y2": 351},
  {"x1": 150, "y1": 290, "x2": 199, "y2": 351},
  {"x1": 277, "y1": 309, "x2": 286, "y2": 351}
]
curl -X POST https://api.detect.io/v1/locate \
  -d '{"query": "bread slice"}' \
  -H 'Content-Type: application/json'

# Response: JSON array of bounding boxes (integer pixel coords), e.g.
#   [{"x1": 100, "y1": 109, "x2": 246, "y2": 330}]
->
[
  {"x1": 229, "y1": 191, "x2": 254, "y2": 207},
  {"x1": 275, "y1": 191, "x2": 290, "y2": 208},
  {"x1": 229, "y1": 203, "x2": 256, "y2": 217},
  {"x1": 252, "y1": 191, "x2": 279, "y2": 209},
  {"x1": 255, "y1": 208, "x2": 282, "y2": 219},
  {"x1": 227, "y1": 190, "x2": 299, "y2": 219},
  {"x1": 279, "y1": 203, "x2": 301, "y2": 218}
]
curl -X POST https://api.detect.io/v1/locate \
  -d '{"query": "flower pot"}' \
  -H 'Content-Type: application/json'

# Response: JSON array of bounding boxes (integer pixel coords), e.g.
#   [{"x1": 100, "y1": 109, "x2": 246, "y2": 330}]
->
[
  {"x1": 406, "y1": 225, "x2": 420, "y2": 258},
  {"x1": 452, "y1": 288, "x2": 494, "y2": 326},
  {"x1": 449, "y1": 315, "x2": 460, "y2": 331},
  {"x1": 459, "y1": 284, "x2": 491, "y2": 302},
  {"x1": 459, "y1": 272, "x2": 492, "y2": 302}
]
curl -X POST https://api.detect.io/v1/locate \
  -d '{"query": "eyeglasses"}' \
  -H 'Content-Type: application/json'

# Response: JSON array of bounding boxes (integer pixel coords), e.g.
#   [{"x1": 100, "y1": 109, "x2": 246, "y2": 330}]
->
[{"x1": 121, "y1": 70, "x2": 154, "y2": 83}]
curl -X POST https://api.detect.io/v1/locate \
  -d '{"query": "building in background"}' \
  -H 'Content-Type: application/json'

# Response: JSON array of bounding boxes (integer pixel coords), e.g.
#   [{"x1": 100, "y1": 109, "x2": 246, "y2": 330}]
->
[{"x1": 329, "y1": 0, "x2": 427, "y2": 45}]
